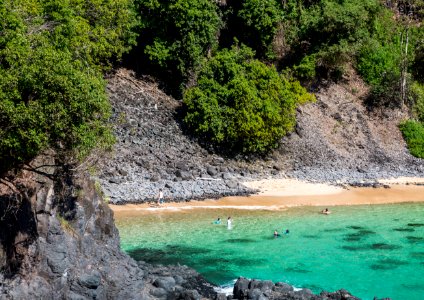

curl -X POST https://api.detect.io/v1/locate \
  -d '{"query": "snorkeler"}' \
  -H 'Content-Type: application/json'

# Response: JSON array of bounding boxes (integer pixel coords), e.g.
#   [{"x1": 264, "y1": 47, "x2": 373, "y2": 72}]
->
[{"x1": 213, "y1": 217, "x2": 221, "y2": 224}]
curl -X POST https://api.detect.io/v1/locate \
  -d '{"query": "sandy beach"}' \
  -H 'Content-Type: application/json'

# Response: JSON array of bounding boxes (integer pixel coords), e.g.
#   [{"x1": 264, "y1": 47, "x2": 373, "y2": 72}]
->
[{"x1": 109, "y1": 177, "x2": 424, "y2": 215}]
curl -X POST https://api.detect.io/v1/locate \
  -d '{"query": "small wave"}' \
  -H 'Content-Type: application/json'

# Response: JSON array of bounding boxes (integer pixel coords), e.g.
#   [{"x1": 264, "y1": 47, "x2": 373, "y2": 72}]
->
[{"x1": 214, "y1": 279, "x2": 237, "y2": 295}]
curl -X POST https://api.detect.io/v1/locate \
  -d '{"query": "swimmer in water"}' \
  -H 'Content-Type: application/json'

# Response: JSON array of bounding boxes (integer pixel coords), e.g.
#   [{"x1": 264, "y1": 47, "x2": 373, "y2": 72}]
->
[
  {"x1": 274, "y1": 230, "x2": 279, "y2": 238},
  {"x1": 285, "y1": 229, "x2": 290, "y2": 234},
  {"x1": 213, "y1": 217, "x2": 221, "y2": 224},
  {"x1": 322, "y1": 208, "x2": 331, "y2": 215}
]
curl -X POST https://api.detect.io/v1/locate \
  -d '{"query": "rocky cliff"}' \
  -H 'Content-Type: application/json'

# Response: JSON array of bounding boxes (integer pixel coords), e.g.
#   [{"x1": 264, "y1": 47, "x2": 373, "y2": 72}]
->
[{"x1": 0, "y1": 157, "x2": 215, "y2": 299}]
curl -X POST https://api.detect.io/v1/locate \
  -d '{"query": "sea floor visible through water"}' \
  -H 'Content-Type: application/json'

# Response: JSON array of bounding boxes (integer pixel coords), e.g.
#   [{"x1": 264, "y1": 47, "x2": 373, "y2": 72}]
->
[{"x1": 115, "y1": 203, "x2": 424, "y2": 300}]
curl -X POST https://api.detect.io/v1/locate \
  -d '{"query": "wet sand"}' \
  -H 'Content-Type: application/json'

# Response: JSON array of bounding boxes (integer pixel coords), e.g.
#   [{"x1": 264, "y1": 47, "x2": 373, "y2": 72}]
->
[{"x1": 110, "y1": 178, "x2": 424, "y2": 216}]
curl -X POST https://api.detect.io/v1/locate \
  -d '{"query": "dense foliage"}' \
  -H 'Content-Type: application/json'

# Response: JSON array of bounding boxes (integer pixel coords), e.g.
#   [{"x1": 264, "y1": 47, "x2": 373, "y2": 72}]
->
[
  {"x1": 183, "y1": 46, "x2": 315, "y2": 154},
  {"x1": 2, "y1": 0, "x2": 423, "y2": 164},
  {"x1": 0, "y1": 0, "x2": 136, "y2": 174},
  {"x1": 135, "y1": 0, "x2": 222, "y2": 85},
  {"x1": 225, "y1": 0, "x2": 283, "y2": 57}
]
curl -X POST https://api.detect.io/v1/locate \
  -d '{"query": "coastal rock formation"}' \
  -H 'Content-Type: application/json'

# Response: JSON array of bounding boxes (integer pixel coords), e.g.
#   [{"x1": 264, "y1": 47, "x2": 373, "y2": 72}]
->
[
  {"x1": 99, "y1": 68, "x2": 424, "y2": 204},
  {"x1": 0, "y1": 158, "x2": 145, "y2": 299},
  {"x1": 0, "y1": 158, "x2": 215, "y2": 299},
  {"x1": 231, "y1": 277, "x2": 364, "y2": 300}
]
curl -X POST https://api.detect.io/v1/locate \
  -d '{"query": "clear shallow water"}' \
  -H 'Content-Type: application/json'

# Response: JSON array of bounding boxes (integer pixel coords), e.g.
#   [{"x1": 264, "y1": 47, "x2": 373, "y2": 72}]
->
[{"x1": 116, "y1": 203, "x2": 424, "y2": 300}]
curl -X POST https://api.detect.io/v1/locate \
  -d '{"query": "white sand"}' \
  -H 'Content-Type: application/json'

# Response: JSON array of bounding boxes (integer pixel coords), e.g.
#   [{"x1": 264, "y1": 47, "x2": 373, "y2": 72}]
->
[{"x1": 242, "y1": 178, "x2": 343, "y2": 196}]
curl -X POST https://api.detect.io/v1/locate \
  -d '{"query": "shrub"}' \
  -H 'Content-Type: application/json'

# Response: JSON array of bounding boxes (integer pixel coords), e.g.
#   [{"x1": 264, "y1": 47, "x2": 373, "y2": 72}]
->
[
  {"x1": 357, "y1": 34, "x2": 402, "y2": 106},
  {"x1": 293, "y1": 55, "x2": 316, "y2": 80},
  {"x1": 399, "y1": 120, "x2": 424, "y2": 158},
  {"x1": 183, "y1": 45, "x2": 315, "y2": 154}
]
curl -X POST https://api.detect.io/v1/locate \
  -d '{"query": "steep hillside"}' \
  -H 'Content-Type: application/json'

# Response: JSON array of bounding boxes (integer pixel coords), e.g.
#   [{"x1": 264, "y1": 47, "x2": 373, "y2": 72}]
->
[
  {"x1": 99, "y1": 69, "x2": 424, "y2": 204},
  {"x1": 281, "y1": 69, "x2": 424, "y2": 182}
]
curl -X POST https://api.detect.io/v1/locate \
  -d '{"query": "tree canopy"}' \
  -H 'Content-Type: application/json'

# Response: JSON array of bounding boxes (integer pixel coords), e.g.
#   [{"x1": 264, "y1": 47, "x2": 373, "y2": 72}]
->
[{"x1": 0, "y1": 0, "x2": 136, "y2": 175}]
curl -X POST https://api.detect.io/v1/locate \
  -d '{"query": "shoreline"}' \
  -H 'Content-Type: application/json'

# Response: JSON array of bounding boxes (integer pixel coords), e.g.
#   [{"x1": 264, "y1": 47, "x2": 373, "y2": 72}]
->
[{"x1": 109, "y1": 177, "x2": 424, "y2": 214}]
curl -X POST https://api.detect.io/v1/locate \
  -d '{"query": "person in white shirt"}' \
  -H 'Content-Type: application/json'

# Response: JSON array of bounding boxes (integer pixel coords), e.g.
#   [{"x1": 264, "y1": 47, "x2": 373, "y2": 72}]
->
[
  {"x1": 227, "y1": 216, "x2": 232, "y2": 229},
  {"x1": 157, "y1": 188, "x2": 164, "y2": 206}
]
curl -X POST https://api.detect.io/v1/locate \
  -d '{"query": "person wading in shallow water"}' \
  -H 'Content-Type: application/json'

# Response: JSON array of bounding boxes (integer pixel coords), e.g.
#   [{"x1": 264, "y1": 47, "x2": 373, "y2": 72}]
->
[
  {"x1": 157, "y1": 188, "x2": 164, "y2": 206},
  {"x1": 227, "y1": 216, "x2": 232, "y2": 229}
]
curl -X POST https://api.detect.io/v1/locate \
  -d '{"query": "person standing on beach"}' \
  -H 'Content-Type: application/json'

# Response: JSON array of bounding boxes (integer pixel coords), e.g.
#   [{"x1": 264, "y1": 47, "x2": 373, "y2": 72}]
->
[
  {"x1": 227, "y1": 216, "x2": 232, "y2": 229},
  {"x1": 157, "y1": 188, "x2": 164, "y2": 206}
]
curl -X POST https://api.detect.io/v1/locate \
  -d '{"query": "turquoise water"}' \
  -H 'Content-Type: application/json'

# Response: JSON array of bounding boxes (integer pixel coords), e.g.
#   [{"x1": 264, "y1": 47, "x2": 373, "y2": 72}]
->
[{"x1": 116, "y1": 203, "x2": 424, "y2": 300}]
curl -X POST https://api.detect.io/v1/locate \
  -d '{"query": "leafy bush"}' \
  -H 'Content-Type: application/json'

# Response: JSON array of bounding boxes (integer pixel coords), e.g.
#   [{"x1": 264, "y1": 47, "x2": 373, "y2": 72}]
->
[
  {"x1": 135, "y1": 0, "x2": 222, "y2": 83},
  {"x1": 0, "y1": 0, "x2": 135, "y2": 174},
  {"x1": 236, "y1": 0, "x2": 283, "y2": 56},
  {"x1": 183, "y1": 45, "x2": 315, "y2": 154},
  {"x1": 399, "y1": 120, "x2": 424, "y2": 158},
  {"x1": 293, "y1": 55, "x2": 316, "y2": 80}
]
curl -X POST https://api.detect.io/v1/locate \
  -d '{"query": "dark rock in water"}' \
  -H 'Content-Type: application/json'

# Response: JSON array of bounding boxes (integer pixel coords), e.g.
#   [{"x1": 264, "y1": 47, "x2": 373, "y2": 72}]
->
[
  {"x1": 275, "y1": 282, "x2": 294, "y2": 293},
  {"x1": 232, "y1": 278, "x2": 363, "y2": 299},
  {"x1": 371, "y1": 243, "x2": 401, "y2": 250},
  {"x1": 393, "y1": 227, "x2": 415, "y2": 232},
  {"x1": 407, "y1": 223, "x2": 424, "y2": 227},
  {"x1": 233, "y1": 277, "x2": 250, "y2": 299},
  {"x1": 216, "y1": 293, "x2": 227, "y2": 300}
]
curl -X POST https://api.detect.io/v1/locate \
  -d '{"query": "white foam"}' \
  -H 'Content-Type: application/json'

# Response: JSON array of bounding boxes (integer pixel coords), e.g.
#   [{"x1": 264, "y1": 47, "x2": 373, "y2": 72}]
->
[{"x1": 214, "y1": 279, "x2": 237, "y2": 296}]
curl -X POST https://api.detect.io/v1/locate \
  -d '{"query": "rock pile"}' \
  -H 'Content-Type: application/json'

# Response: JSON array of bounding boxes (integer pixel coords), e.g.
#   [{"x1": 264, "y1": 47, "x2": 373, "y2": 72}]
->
[{"x1": 228, "y1": 277, "x2": 386, "y2": 300}]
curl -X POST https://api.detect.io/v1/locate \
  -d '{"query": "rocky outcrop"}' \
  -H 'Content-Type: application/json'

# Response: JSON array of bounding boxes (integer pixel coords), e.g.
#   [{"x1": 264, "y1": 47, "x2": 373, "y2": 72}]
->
[
  {"x1": 231, "y1": 277, "x2": 367, "y2": 300},
  {"x1": 0, "y1": 158, "x2": 217, "y2": 299}
]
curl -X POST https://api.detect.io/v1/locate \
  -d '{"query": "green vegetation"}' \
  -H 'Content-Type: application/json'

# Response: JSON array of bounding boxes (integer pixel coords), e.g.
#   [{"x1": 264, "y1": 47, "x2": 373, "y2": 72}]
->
[
  {"x1": 399, "y1": 120, "x2": 424, "y2": 158},
  {"x1": 235, "y1": 0, "x2": 283, "y2": 57},
  {"x1": 135, "y1": 0, "x2": 222, "y2": 85},
  {"x1": 183, "y1": 46, "x2": 315, "y2": 154},
  {"x1": 0, "y1": 0, "x2": 136, "y2": 174},
  {"x1": 1, "y1": 0, "x2": 423, "y2": 166}
]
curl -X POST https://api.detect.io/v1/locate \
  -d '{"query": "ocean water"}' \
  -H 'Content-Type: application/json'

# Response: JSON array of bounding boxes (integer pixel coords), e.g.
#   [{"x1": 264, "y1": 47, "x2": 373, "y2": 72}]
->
[{"x1": 116, "y1": 203, "x2": 424, "y2": 300}]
